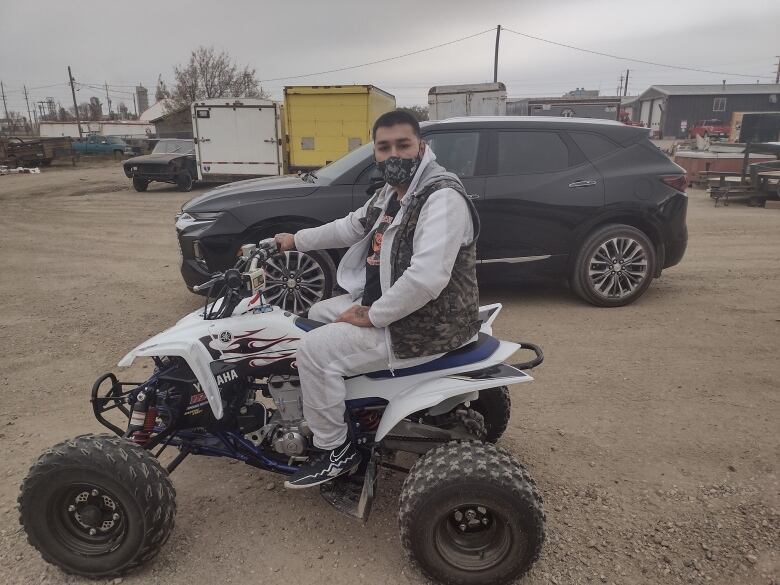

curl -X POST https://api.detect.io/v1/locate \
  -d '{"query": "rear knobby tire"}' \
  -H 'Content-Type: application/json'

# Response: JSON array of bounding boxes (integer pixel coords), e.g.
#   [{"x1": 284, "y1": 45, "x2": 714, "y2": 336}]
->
[
  {"x1": 18, "y1": 433, "x2": 176, "y2": 578},
  {"x1": 399, "y1": 441, "x2": 545, "y2": 585},
  {"x1": 470, "y1": 387, "x2": 511, "y2": 443}
]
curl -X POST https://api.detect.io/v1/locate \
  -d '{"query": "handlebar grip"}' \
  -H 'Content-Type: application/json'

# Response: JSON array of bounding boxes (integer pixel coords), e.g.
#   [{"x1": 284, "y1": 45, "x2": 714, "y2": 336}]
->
[
  {"x1": 192, "y1": 273, "x2": 223, "y2": 292},
  {"x1": 511, "y1": 342, "x2": 544, "y2": 370},
  {"x1": 258, "y1": 237, "x2": 279, "y2": 254}
]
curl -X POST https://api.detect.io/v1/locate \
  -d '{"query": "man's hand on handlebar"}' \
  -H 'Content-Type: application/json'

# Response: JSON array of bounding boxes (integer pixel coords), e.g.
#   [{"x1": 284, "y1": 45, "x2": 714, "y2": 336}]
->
[{"x1": 274, "y1": 233, "x2": 296, "y2": 252}]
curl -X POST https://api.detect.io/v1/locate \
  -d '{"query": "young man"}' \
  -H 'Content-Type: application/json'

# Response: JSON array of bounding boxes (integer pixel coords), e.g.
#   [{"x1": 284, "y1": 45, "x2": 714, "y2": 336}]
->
[{"x1": 275, "y1": 110, "x2": 480, "y2": 488}]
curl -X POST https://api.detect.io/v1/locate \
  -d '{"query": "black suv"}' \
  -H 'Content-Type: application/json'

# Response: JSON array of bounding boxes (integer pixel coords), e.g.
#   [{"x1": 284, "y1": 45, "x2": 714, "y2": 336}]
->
[{"x1": 176, "y1": 117, "x2": 688, "y2": 310}]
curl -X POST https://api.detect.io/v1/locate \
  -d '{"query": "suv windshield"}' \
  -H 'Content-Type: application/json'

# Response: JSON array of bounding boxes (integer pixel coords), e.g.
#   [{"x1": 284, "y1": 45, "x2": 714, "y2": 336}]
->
[
  {"x1": 312, "y1": 142, "x2": 374, "y2": 182},
  {"x1": 153, "y1": 140, "x2": 195, "y2": 155}
]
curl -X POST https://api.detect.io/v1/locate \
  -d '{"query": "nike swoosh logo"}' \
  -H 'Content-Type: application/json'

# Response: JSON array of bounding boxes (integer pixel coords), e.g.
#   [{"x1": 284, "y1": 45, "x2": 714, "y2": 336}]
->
[{"x1": 331, "y1": 443, "x2": 350, "y2": 462}]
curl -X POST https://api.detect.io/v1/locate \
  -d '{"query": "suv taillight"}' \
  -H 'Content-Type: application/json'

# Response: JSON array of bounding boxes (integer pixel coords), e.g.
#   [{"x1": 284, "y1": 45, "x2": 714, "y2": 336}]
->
[{"x1": 660, "y1": 174, "x2": 688, "y2": 193}]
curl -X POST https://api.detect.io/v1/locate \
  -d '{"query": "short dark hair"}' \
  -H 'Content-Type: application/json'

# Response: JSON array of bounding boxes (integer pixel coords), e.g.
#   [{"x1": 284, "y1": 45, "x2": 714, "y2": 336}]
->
[{"x1": 372, "y1": 110, "x2": 421, "y2": 139}]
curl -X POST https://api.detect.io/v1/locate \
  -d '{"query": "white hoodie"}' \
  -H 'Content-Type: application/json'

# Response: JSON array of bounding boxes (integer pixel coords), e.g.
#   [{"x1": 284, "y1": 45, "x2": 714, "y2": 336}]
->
[{"x1": 294, "y1": 146, "x2": 474, "y2": 367}]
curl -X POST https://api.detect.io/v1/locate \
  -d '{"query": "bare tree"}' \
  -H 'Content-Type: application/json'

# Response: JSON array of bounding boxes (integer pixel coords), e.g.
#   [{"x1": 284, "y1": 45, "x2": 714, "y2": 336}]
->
[
  {"x1": 167, "y1": 46, "x2": 269, "y2": 113},
  {"x1": 4, "y1": 111, "x2": 26, "y2": 133},
  {"x1": 397, "y1": 105, "x2": 429, "y2": 122},
  {"x1": 155, "y1": 74, "x2": 170, "y2": 102},
  {"x1": 89, "y1": 97, "x2": 103, "y2": 120},
  {"x1": 75, "y1": 102, "x2": 94, "y2": 121}
]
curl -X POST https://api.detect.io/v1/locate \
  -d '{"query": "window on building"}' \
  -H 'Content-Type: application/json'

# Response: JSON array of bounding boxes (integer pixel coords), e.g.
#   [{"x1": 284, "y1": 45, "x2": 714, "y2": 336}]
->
[{"x1": 713, "y1": 97, "x2": 727, "y2": 112}]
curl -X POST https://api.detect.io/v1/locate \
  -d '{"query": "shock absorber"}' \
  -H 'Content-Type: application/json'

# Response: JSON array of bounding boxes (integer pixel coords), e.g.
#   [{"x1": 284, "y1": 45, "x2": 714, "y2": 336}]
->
[{"x1": 127, "y1": 389, "x2": 157, "y2": 445}]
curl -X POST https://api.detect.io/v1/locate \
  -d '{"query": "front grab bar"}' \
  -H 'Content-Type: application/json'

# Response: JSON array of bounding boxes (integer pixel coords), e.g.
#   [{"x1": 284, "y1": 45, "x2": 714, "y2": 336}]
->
[{"x1": 511, "y1": 342, "x2": 544, "y2": 370}]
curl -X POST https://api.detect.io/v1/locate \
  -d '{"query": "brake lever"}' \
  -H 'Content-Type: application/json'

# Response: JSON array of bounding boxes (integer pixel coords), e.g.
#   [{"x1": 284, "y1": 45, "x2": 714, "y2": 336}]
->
[{"x1": 193, "y1": 272, "x2": 224, "y2": 292}]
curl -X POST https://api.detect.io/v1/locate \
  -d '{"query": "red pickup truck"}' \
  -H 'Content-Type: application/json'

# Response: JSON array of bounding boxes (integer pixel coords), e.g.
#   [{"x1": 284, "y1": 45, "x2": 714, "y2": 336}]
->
[{"x1": 688, "y1": 119, "x2": 730, "y2": 139}]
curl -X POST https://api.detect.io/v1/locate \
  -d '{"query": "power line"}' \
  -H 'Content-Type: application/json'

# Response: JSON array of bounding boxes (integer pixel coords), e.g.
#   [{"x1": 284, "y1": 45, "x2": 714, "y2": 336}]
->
[
  {"x1": 258, "y1": 27, "x2": 497, "y2": 82},
  {"x1": 2, "y1": 82, "x2": 68, "y2": 94},
  {"x1": 502, "y1": 27, "x2": 775, "y2": 80}
]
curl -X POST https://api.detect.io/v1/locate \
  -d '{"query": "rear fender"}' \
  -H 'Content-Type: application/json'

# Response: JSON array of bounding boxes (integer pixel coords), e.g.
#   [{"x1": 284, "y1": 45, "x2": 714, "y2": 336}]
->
[
  {"x1": 478, "y1": 303, "x2": 502, "y2": 335},
  {"x1": 371, "y1": 340, "x2": 533, "y2": 442}
]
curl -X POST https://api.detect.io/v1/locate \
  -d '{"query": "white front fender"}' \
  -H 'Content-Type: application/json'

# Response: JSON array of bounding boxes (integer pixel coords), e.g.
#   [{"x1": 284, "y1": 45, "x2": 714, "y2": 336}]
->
[{"x1": 118, "y1": 340, "x2": 224, "y2": 419}]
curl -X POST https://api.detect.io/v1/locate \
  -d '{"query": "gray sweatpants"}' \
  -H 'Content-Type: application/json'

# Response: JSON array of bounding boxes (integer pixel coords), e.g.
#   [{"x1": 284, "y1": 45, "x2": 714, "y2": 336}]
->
[{"x1": 298, "y1": 295, "x2": 388, "y2": 449}]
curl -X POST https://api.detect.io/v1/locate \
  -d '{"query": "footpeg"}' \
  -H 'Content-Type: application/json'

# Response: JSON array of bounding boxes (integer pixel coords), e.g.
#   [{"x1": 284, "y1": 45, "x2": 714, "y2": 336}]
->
[{"x1": 319, "y1": 456, "x2": 376, "y2": 523}]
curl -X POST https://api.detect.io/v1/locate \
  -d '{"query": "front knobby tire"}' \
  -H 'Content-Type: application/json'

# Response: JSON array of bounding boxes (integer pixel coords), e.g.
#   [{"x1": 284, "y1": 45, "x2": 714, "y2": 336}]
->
[
  {"x1": 399, "y1": 441, "x2": 545, "y2": 585},
  {"x1": 18, "y1": 434, "x2": 176, "y2": 578}
]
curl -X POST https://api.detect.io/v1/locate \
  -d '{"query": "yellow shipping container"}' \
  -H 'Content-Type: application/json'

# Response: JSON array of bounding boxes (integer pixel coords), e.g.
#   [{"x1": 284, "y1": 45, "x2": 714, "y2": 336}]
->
[{"x1": 284, "y1": 85, "x2": 396, "y2": 171}]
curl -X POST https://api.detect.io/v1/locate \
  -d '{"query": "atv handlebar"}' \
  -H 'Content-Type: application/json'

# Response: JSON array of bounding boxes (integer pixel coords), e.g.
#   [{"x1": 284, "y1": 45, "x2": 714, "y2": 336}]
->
[
  {"x1": 192, "y1": 239, "x2": 280, "y2": 293},
  {"x1": 193, "y1": 272, "x2": 224, "y2": 292},
  {"x1": 511, "y1": 342, "x2": 544, "y2": 370}
]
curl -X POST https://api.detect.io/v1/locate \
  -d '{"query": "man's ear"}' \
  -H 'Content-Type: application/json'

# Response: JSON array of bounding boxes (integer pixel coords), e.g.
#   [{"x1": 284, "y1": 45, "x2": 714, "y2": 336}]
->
[{"x1": 419, "y1": 140, "x2": 427, "y2": 156}]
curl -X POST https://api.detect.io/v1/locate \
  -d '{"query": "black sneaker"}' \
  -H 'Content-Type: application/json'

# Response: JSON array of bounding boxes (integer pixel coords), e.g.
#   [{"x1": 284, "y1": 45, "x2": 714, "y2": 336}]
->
[{"x1": 284, "y1": 439, "x2": 361, "y2": 489}]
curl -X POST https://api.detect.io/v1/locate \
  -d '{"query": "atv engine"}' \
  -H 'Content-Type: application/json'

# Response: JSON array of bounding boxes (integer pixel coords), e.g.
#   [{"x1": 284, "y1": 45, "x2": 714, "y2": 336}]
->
[
  {"x1": 268, "y1": 375, "x2": 304, "y2": 420},
  {"x1": 251, "y1": 375, "x2": 313, "y2": 457}
]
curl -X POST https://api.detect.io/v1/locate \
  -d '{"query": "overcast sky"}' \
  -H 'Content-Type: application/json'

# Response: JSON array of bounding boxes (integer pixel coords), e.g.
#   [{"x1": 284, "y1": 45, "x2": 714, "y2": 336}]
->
[{"x1": 1, "y1": 0, "x2": 778, "y2": 116}]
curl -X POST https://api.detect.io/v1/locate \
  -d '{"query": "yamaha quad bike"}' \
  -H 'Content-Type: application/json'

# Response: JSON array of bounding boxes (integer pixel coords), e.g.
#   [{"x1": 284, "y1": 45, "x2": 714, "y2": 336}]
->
[{"x1": 18, "y1": 239, "x2": 546, "y2": 585}]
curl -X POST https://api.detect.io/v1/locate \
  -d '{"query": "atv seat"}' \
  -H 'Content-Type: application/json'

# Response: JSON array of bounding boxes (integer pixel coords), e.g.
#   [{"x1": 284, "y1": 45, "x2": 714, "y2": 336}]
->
[
  {"x1": 295, "y1": 317, "x2": 500, "y2": 379},
  {"x1": 365, "y1": 333, "x2": 500, "y2": 378}
]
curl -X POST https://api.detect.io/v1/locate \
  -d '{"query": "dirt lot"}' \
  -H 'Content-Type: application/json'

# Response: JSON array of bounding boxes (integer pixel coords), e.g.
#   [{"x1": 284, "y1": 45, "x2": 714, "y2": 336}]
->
[{"x1": 0, "y1": 161, "x2": 777, "y2": 585}]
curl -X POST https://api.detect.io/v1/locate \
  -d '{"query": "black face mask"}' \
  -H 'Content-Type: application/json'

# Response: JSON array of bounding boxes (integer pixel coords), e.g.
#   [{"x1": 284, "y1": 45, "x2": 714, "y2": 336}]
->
[{"x1": 377, "y1": 154, "x2": 421, "y2": 186}]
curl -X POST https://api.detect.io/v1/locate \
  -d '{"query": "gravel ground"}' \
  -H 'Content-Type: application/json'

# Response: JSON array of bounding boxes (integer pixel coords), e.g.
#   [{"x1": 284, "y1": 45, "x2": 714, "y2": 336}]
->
[{"x1": 0, "y1": 161, "x2": 777, "y2": 585}]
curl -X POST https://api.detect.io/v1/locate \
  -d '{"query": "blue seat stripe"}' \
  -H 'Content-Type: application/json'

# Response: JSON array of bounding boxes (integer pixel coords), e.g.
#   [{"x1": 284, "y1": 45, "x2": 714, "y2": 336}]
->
[{"x1": 365, "y1": 333, "x2": 500, "y2": 379}]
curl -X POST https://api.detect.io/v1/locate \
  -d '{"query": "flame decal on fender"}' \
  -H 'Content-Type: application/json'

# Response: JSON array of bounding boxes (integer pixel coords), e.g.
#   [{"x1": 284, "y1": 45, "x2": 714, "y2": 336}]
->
[{"x1": 200, "y1": 327, "x2": 299, "y2": 368}]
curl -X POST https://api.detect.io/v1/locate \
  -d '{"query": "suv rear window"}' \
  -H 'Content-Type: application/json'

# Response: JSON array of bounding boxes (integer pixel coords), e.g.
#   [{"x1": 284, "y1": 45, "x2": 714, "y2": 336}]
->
[
  {"x1": 569, "y1": 132, "x2": 620, "y2": 161},
  {"x1": 497, "y1": 131, "x2": 569, "y2": 174}
]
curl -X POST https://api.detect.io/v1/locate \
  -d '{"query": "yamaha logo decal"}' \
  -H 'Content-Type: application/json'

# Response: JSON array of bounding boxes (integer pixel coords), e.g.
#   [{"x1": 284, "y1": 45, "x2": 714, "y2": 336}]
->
[{"x1": 219, "y1": 331, "x2": 232, "y2": 343}]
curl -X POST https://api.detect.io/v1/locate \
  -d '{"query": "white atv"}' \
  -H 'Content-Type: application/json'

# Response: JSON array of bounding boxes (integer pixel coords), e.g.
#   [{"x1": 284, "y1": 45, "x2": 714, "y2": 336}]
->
[{"x1": 18, "y1": 239, "x2": 546, "y2": 585}]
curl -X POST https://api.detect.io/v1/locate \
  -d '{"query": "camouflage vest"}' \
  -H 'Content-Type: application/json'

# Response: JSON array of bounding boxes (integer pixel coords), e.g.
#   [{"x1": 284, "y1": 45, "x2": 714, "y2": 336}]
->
[{"x1": 362, "y1": 179, "x2": 481, "y2": 359}]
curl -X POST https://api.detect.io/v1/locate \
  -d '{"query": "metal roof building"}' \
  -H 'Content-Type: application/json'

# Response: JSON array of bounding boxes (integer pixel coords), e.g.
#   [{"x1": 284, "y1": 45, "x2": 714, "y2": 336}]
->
[{"x1": 635, "y1": 83, "x2": 780, "y2": 138}]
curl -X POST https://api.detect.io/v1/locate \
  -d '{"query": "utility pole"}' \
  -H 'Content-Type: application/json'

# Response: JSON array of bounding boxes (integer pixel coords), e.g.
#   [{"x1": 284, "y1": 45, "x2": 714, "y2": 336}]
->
[
  {"x1": 617, "y1": 73, "x2": 624, "y2": 97},
  {"x1": 23, "y1": 85, "x2": 35, "y2": 133},
  {"x1": 493, "y1": 25, "x2": 501, "y2": 83},
  {"x1": 623, "y1": 69, "x2": 630, "y2": 97},
  {"x1": 775, "y1": 56, "x2": 780, "y2": 84},
  {"x1": 1, "y1": 81, "x2": 10, "y2": 128},
  {"x1": 104, "y1": 81, "x2": 112, "y2": 116},
  {"x1": 68, "y1": 66, "x2": 83, "y2": 138},
  {"x1": 132, "y1": 93, "x2": 138, "y2": 118}
]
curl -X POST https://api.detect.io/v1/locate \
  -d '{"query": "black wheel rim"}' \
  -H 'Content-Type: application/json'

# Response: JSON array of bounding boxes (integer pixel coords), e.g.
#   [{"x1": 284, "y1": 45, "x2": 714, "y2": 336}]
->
[
  {"x1": 49, "y1": 482, "x2": 129, "y2": 556},
  {"x1": 433, "y1": 503, "x2": 521, "y2": 571}
]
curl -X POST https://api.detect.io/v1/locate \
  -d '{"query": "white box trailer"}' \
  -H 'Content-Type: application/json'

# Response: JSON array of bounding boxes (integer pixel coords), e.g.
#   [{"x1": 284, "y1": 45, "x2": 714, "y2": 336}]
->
[
  {"x1": 191, "y1": 98, "x2": 283, "y2": 181},
  {"x1": 427, "y1": 83, "x2": 507, "y2": 120}
]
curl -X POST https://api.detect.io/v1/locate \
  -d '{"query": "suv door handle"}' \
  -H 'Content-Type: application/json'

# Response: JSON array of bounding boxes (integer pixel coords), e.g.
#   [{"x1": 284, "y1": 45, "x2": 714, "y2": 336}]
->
[{"x1": 568, "y1": 179, "x2": 598, "y2": 188}]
